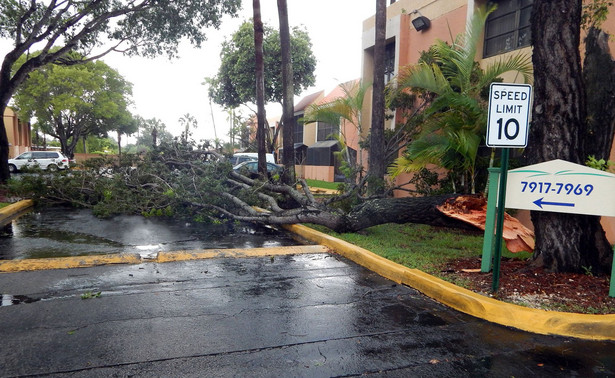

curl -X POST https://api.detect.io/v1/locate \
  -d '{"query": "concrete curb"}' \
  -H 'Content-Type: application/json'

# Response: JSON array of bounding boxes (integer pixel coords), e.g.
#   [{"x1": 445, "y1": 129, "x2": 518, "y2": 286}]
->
[
  {"x1": 282, "y1": 223, "x2": 615, "y2": 341},
  {"x1": 156, "y1": 245, "x2": 329, "y2": 262},
  {"x1": 0, "y1": 245, "x2": 330, "y2": 273},
  {"x1": 0, "y1": 253, "x2": 143, "y2": 272},
  {"x1": 0, "y1": 199, "x2": 34, "y2": 224}
]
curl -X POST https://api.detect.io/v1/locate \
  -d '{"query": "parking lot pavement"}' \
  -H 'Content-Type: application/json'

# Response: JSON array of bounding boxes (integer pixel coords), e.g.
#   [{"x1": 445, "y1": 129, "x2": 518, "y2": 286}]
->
[{"x1": 1, "y1": 253, "x2": 614, "y2": 377}]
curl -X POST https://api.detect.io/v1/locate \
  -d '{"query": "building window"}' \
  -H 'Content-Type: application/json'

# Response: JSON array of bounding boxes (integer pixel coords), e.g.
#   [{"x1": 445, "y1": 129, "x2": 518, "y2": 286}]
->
[
  {"x1": 484, "y1": 0, "x2": 533, "y2": 58},
  {"x1": 316, "y1": 122, "x2": 339, "y2": 142},
  {"x1": 293, "y1": 115, "x2": 303, "y2": 144},
  {"x1": 384, "y1": 42, "x2": 395, "y2": 84}
]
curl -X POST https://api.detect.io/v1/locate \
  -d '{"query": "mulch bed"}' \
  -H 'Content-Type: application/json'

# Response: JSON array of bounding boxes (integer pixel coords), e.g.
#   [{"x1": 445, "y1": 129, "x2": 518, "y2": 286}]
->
[{"x1": 440, "y1": 257, "x2": 615, "y2": 314}]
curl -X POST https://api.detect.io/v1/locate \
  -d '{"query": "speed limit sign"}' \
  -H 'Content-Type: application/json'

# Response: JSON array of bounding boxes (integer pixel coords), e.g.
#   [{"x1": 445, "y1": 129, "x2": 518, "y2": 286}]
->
[{"x1": 486, "y1": 83, "x2": 532, "y2": 148}]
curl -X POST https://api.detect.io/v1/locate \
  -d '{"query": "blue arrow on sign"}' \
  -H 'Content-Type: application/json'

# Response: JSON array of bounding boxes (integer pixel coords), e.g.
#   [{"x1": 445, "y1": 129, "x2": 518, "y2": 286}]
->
[{"x1": 533, "y1": 197, "x2": 575, "y2": 209}]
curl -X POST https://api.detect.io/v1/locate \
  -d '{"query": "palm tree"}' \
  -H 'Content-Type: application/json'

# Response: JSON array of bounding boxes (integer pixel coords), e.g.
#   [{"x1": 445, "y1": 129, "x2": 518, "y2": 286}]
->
[
  {"x1": 368, "y1": 0, "x2": 387, "y2": 195},
  {"x1": 253, "y1": 0, "x2": 267, "y2": 176},
  {"x1": 277, "y1": 0, "x2": 296, "y2": 184},
  {"x1": 303, "y1": 80, "x2": 372, "y2": 184},
  {"x1": 389, "y1": 5, "x2": 533, "y2": 194},
  {"x1": 178, "y1": 113, "x2": 198, "y2": 142}
]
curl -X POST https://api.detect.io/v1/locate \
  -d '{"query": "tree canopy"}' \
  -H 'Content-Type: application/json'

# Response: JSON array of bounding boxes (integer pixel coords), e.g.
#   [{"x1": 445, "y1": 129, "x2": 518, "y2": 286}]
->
[
  {"x1": 0, "y1": 0, "x2": 241, "y2": 181},
  {"x1": 14, "y1": 56, "x2": 133, "y2": 158},
  {"x1": 207, "y1": 20, "x2": 317, "y2": 109}
]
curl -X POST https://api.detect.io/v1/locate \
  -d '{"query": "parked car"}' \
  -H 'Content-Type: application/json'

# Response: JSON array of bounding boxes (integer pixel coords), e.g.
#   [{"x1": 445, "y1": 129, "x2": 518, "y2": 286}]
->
[
  {"x1": 228, "y1": 154, "x2": 257, "y2": 166},
  {"x1": 233, "y1": 161, "x2": 283, "y2": 179},
  {"x1": 232, "y1": 152, "x2": 275, "y2": 164},
  {"x1": 8, "y1": 151, "x2": 70, "y2": 172}
]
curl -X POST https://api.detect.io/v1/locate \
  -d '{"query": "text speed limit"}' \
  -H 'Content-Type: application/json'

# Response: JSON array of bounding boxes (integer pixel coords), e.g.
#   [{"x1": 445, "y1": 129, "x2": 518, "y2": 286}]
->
[{"x1": 486, "y1": 83, "x2": 532, "y2": 148}]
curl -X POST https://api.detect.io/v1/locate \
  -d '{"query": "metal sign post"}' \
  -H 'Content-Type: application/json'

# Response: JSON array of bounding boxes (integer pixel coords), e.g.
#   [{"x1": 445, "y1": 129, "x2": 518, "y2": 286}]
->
[
  {"x1": 492, "y1": 149, "x2": 510, "y2": 292},
  {"x1": 485, "y1": 82, "x2": 532, "y2": 293}
]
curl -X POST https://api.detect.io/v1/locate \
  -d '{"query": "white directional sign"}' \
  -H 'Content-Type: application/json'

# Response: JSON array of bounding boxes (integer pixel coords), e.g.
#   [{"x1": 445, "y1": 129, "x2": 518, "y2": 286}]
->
[
  {"x1": 486, "y1": 83, "x2": 532, "y2": 148},
  {"x1": 505, "y1": 159, "x2": 615, "y2": 217}
]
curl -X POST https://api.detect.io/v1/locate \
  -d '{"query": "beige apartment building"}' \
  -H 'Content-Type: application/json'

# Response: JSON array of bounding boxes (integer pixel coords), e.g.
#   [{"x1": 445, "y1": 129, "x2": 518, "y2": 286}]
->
[{"x1": 3, "y1": 107, "x2": 31, "y2": 158}]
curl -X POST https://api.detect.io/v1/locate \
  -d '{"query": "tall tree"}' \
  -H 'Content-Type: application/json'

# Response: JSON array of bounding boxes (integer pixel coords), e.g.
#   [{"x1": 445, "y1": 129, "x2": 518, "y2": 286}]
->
[
  {"x1": 367, "y1": 0, "x2": 387, "y2": 195},
  {"x1": 112, "y1": 111, "x2": 138, "y2": 158},
  {"x1": 207, "y1": 21, "x2": 316, "y2": 110},
  {"x1": 525, "y1": 0, "x2": 614, "y2": 273},
  {"x1": 253, "y1": 0, "x2": 267, "y2": 176},
  {"x1": 14, "y1": 57, "x2": 133, "y2": 159},
  {"x1": 277, "y1": 0, "x2": 295, "y2": 184},
  {"x1": 178, "y1": 113, "x2": 198, "y2": 142},
  {"x1": 132, "y1": 116, "x2": 173, "y2": 152},
  {"x1": 0, "y1": 0, "x2": 240, "y2": 182}
]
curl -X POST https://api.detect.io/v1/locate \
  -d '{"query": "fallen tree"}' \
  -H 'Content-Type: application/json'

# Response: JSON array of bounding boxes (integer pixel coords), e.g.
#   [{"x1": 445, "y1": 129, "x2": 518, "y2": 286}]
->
[{"x1": 6, "y1": 141, "x2": 532, "y2": 251}]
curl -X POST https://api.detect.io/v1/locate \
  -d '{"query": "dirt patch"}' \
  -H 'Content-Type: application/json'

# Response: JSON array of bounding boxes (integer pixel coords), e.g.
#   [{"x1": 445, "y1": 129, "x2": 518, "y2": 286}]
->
[{"x1": 439, "y1": 257, "x2": 615, "y2": 314}]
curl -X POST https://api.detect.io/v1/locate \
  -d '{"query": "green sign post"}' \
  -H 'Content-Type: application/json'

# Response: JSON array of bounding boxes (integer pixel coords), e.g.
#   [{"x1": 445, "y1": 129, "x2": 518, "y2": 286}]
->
[
  {"x1": 485, "y1": 83, "x2": 532, "y2": 293},
  {"x1": 491, "y1": 149, "x2": 510, "y2": 292}
]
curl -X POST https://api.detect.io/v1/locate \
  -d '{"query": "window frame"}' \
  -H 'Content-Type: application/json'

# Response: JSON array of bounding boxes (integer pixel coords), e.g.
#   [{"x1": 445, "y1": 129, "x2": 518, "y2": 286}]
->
[
  {"x1": 316, "y1": 121, "x2": 340, "y2": 142},
  {"x1": 483, "y1": 0, "x2": 533, "y2": 58},
  {"x1": 292, "y1": 114, "x2": 304, "y2": 144}
]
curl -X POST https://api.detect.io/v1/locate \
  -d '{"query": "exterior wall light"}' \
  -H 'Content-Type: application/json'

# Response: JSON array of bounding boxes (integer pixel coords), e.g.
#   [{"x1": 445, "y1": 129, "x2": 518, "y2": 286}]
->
[{"x1": 411, "y1": 10, "x2": 430, "y2": 32}]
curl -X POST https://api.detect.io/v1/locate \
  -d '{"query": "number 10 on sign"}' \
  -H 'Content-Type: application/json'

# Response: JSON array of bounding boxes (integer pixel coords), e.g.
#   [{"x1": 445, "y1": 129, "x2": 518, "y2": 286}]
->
[{"x1": 486, "y1": 83, "x2": 532, "y2": 148}]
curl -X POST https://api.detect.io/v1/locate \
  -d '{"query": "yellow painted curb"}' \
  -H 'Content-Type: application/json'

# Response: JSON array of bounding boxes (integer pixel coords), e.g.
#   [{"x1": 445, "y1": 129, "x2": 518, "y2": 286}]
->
[
  {"x1": 0, "y1": 199, "x2": 34, "y2": 224},
  {"x1": 156, "y1": 245, "x2": 330, "y2": 262},
  {"x1": 0, "y1": 253, "x2": 142, "y2": 273},
  {"x1": 0, "y1": 246, "x2": 330, "y2": 272},
  {"x1": 283, "y1": 223, "x2": 615, "y2": 341}
]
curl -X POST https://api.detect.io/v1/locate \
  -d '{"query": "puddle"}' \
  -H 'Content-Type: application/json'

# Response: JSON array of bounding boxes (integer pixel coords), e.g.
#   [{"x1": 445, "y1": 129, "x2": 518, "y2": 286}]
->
[
  {"x1": 0, "y1": 207, "x2": 303, "y2": 260},
  {"x1": 0, "y1": 294, "x2": 41, "y2": 306}
]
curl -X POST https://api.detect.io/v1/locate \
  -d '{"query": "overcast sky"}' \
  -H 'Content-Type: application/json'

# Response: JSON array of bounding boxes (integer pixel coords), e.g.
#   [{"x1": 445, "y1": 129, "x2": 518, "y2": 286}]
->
[{"x1": 102, "y1": 1, "x2": 376, "y2": 144}]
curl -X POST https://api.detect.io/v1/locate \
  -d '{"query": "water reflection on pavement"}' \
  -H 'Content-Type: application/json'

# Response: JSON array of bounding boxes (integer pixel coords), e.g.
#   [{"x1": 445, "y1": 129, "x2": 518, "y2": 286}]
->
[{"x1": 0, "y1": 207, "x2": 300, "y2": 260}]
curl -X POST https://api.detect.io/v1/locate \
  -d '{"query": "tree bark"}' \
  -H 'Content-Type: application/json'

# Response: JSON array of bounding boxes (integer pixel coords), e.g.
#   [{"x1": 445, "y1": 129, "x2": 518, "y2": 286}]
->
[
  {"x1": 278, "y1": 0, "x2": 296, "y2": 184},
  {"x1": 526, "y1": 0, "x2": 612, "y2": 273},
  {"x1": 367, "y1": 0, "x2": 387, "y2": 195},
  {"x1": 117, "y1": 131, "x2": 123, "y2": 158},
  {"x1": 228, "y1": 192, "x2": 474, "y2": 233},
  {"x1": 0, "y1": 55, "x2": 17, "y2": 183},
  {"x1": 583, "y1": 27, "x2": 615, "y2": 161},
  {"x1": 253, "y1": 0, "x2": 267, "y2": 176},
  {"x1": 0, "y1": 107, "x2": 10, "y2": 183}
]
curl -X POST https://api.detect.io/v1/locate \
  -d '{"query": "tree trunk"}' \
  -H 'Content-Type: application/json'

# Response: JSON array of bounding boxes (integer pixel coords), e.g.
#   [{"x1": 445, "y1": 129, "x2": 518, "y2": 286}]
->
[
  {"x1": 367, "y1": 0, "x2": 386, "y2": 195},
  {"x1": 278, "y1": 0, "x2": 296, "y2": 184},
  {"x1": 253, "y1": 0, "x2": 267, "y2": 176},
  {"x1": 526, "y1": 0, "x2": 612, "y2": 273},
  {"x1": 583, "y1": 27, "x2": 615, "y2": 162},
  {"x1": 241, "y1": 194, "x2": 475, "y2": 233},
  {"x1": 0, "y1": 65, "x2": 14, "y2": 183},
  {"x1": 0, "y1": 103, "x2": 11, "y2": 183},
  {"x1": 117, "y1": 131, "x2": 122, "y2": 158},
  {"x1": 0, "y1": 53, "x2": 18, "y2": 183}
]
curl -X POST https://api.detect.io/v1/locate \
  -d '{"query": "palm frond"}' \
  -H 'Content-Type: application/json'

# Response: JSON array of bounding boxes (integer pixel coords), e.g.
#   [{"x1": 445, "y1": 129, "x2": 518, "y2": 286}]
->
[{"x1": 480, "y1": 53, "x2": 533, "y2": 88}]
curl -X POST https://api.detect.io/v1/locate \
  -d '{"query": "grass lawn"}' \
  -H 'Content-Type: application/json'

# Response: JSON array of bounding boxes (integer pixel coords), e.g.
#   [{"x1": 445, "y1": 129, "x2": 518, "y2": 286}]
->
[
  {"x1": 304, "y1": 179, "x2": 341, "y2": 191},
  {"x1": 308, "y1": 223, "x2": 530, "y2": 277},
  {"x1": 0, "y1": 203, "x2": 9, "y2": 209}
]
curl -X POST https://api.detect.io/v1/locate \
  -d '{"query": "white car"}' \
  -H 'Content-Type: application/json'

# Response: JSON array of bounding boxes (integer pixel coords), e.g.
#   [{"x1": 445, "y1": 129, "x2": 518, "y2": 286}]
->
[{"x1": 8, "y1": 151, "x2": 70, "y2": 172}]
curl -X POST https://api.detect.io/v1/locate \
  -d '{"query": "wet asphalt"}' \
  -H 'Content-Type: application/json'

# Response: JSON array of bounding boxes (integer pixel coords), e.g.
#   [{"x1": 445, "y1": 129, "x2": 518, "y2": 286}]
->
[
  {"x1": 0, "y1": 207, "x2": 300, "y2": 260},
  {"x1": 1, "y1": 253, "x2": 615, "y2": 377}
]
